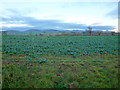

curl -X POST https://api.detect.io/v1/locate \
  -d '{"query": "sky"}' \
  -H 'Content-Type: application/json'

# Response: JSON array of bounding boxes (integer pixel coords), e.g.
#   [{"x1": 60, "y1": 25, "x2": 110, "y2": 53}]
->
[{"x1": 0, "y1": 0, "x2": 119, "y2": 32}]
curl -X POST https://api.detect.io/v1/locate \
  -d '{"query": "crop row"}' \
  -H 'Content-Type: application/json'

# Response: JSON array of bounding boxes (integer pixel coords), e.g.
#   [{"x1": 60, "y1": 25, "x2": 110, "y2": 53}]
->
[{"x1": 2, "y1": 36, "x2": 119, "y2": 62}]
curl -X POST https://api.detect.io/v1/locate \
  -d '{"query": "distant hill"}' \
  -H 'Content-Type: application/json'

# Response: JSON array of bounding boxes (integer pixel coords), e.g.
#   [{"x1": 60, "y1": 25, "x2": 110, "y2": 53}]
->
[
  {"x1": 6, "y1": 30, "x2": 22, "y2": 34},
  {"x1": 2, "y1": 29, "x2": 117, "y2": 36}
]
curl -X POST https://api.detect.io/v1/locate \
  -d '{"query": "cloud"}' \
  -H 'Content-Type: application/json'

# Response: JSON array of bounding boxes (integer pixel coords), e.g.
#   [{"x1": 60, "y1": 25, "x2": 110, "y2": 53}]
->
[
  {"x1": 1, "y1": 0, "x2": 119, "y2": 2},
  {"x1": 91, "y1": 25, "x2": 115, "y2": 30},
  {"x1": 106, "y1": 7, "x2": 118, "y2": 19},
  {"x1": 1, "y1": 8, "x2": 116, "y2": 31}
]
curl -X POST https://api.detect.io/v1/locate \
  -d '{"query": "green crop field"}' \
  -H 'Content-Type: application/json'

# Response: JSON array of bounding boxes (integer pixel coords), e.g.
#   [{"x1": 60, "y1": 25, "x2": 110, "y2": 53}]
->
[{"x1": 2, "y1": 35, "x2": 120, "y2": 88}]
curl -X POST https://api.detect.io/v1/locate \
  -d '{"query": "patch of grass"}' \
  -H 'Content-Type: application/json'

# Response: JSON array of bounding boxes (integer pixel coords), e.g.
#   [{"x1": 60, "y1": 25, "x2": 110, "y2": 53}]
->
[{"x1": 2, "y1": 54, "x2": 119, "y2": 88}]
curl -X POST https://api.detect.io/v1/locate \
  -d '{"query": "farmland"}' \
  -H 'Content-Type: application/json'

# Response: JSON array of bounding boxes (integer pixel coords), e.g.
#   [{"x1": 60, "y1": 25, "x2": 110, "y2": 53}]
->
[{"x1": 2, "y1": 35, "x2": 119, "y2": 88}]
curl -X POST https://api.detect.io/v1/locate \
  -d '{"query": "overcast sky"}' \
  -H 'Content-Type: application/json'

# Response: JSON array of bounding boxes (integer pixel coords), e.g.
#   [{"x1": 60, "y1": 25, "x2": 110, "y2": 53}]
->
[{"x1": 0, "y1": 0, "x2": 119, "y2": 32}]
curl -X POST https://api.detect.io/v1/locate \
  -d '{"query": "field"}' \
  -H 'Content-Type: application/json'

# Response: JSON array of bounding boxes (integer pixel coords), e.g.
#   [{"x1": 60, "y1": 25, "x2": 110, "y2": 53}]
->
[{"x1": 2, "y1": 35, "x2": 119, "y2": 88}]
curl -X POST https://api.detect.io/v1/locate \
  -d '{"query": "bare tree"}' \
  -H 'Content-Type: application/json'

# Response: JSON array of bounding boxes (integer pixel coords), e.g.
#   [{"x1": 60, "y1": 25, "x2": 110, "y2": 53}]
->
[
  {"x1": 96, "y1": 31, "x2": 102, "y2": 36},
  {"x1": 2, "y1": 31, "x2": 8, "y2": 35},
  {"x1": 86, "y1": 26, "x2": 92, "y2": 36},
  {"x1": 111, "y1": 31, "x2": 115, "y2": 36}
]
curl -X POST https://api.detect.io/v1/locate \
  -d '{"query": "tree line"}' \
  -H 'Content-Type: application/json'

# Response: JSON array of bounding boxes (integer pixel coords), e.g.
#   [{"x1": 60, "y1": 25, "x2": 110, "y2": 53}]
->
[{"x1": 1, "y1": 27, "x2": 119, "y2": 36}]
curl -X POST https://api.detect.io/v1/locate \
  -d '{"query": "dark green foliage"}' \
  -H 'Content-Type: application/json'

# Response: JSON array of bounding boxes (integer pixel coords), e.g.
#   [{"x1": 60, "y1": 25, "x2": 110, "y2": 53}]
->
[
  {"x1": 36, "y1": 59, "x2": 48, "y2": 64},
  {"x1": 2, "y1": 35, "x2": 119, "y2": 88},
  {"x1": 2, "y1": 36, "x2": 119, "y2": 58}
]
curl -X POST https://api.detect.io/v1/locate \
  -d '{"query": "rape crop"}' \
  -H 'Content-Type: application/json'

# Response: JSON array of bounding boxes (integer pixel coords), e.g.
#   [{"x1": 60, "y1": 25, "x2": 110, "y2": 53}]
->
[{"x1": 2, "y1": 35, "x2": 119, "y2": 88}]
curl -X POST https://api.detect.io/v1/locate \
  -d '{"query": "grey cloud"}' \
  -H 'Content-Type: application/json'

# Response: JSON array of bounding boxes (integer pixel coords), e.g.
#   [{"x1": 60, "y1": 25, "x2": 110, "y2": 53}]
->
[
  {"x1": 106, "y1": 7, "x2": 118, "y2": 19},
  {"x1": 91, "y1": 23, "x2": 102, "y2": 25},
  {"x1": 6, "y1": 9, "x2": 19, "y2": 14},
  {"x1": 1, "y1": 8, "x2": 116, "y2": 31},
  {"x1": 91, "y1": 25, "x2": 115, "y2": 30}
]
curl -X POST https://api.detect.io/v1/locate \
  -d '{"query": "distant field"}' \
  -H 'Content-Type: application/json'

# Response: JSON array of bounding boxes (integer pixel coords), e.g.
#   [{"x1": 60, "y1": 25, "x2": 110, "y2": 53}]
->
[{"x1": 2, "y1": 35, "x2": 119, "y2": 88}]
